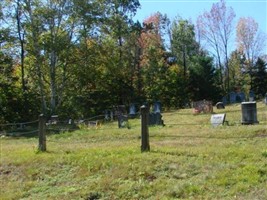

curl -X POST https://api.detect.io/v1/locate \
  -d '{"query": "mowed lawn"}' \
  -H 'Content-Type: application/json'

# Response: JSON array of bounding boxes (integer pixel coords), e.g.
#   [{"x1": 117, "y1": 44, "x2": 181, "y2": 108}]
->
[{"x1": 1, "y1": 103, "x2": 267, "y2": 199}]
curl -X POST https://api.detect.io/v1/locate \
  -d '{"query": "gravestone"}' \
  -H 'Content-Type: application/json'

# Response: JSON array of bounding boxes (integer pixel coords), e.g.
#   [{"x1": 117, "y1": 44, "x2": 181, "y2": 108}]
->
[
  {"x1": 222, "y1": 96, "x2": 227, "y2": 105},
  {"x1": 104, "y1": 110, "x2": 110, "y2": 121},
  {"x1": 249, "y1": 90, "x2": 255, "y2": 102},
  {"x1": 110, "y1": 111, "x2": 114, "y2": 121},
  {"x1": 265, "y1": 93, "x2": 267, "y2": 105},
  {"x1": 129, "y1": 104, "x2": 137, "y2": 118},
  {"x1": 192, "y1": 100, "x2": 213, "y2": 113},
  {"x1": 229, "y1": 92, "x2": 236, "y2": 103},
  {"x1": 148, "y1": 113, "x2": 164, "y2": 126},
  {"x1": 68, "y1": 119, "x2": 72, "y2": 125},
  {"x1": 153, "y1": 101, "x2": 161, "y2": 113},
  {"x1": 118, "y1": 115, "x2": 129, "y2": 128},
  {"x1": 241, "y1": 102, "x2": 259, "y2": 124},
  {"x1": 215, "y1": 102, "x2": 225, "y2": 109},
  {"x1": 51, "y1": 115, "x2": 58, "y2": 124},
  {"x1": 238, "y1": 92, "x2": 246, "y2": 102},
  {"x1": 113, "y1": 105, "x2": 128, "y2": 128},
  {"x1": 210, "y1": 113, "x2": 226, "y2": 127}
]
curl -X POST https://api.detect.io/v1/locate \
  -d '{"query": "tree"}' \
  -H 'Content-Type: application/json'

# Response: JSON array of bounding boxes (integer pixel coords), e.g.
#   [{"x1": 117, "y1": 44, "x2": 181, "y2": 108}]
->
[
  {"x1": 188, "y1": 52, "x2": 222, "y2": 102},
  {"x1": 236, "y1": 17, "x2": 266, "y2": 88},
  {"x1": 227, "y1": 50, "x2": 250, "y2": 93},
  {"x1": 0, "y1": 52, "x2": 22, "y2": 123},
  {"x1": 138, "y1": 12, "x2": 167, "y2": 103},
  {"x1": 170, "y1": 17, "x2": 199, "y2": 77},
  {"x1": 251, "y1": 58, "x2": 267, "y2": 99},
  {"x1": 197, "y1": 0, "x2": 236, "y2": 95}
]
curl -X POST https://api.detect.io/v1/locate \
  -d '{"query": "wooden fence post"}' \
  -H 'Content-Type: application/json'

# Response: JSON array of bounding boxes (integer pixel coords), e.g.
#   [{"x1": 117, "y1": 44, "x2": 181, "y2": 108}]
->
[
  {"x1": 141, "y1": 105, "x2": 150, "y2": 152},
  {"x1": 38, "y1": 114, "x2": 46, "y2": 152}
]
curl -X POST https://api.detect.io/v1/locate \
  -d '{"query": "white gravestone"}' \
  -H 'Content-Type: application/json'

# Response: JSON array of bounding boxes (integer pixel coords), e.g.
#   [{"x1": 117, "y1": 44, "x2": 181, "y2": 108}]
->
[{"x1": 210, "y1": 114, "x2": 226, "y2": 127}]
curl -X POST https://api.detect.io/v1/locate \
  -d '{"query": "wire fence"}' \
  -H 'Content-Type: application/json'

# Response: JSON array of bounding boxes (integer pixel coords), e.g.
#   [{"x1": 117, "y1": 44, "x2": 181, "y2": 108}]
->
[
  {"x1": 1, "y1": 106, "x2": 266, "y2": 152},
  {"x1": 1, "y1": 111, "x2": 266, "y2": 136}
]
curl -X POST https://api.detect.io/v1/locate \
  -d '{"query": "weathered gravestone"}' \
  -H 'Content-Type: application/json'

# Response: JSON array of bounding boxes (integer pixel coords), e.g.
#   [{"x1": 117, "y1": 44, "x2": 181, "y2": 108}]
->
[
  {"x1": 192, "y1": 100, "x2": 213, "y2": 114},
  {"x1": 215, "y1": 102, "x2": 225, "y2": 109},
  {"x1": 241, "y1": 102, "x2": 259, "y2": 125},
  {"x1": 118, "y1": 115, "x2": 129, "y2": 128},
  {"x1": 229, "y1": 92, "x2": 236, "y2": 104},
  {"x1": 104, "y1": 110, "x2": 110, "y2": 121},
  {"x1": 51, "y1": 115, "x2": 58, "y2": 124},
  {"x1": 249, "y1": 90, "x2": 255, "y2": 102},
  {"x1": 114, "y1": 105, "x2": 128, "y2": 128},
  {"x1": 129, "y1": 103, "x2": 137, "y2": 118},
  {"x1": 148, "y1": 113, "x2": 164, "y2": 126},
  {"x1": 237, "y1": 92, "x2": 246, "y2": 102},
  {"x1": 222, "y1": 96, "x2": 227, "y2": 105},
  {"x1": 210, "y1": 113, "x2": 226, "y2": 127},
  {"x1": 153, "y1": 101, "x2": 161, "y2": 113}
]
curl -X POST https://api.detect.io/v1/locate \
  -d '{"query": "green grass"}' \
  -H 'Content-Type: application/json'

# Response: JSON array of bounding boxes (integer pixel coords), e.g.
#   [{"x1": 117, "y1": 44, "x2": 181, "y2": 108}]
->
[{"x1": 1, "y1": 103, "x2": 267, "y2": 199}]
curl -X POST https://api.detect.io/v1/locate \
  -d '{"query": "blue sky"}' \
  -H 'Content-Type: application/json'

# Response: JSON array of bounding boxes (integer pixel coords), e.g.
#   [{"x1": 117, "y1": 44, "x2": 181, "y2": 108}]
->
[{"x1": 133, "y1": 0, "x2": 267, "y2": 54}]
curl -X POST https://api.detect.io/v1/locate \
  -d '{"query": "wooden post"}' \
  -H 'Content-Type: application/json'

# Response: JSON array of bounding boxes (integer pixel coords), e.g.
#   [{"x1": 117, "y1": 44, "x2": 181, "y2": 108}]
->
[
  {"x1": 38, "y1": 114, "x2": 46, "y2": 152},
  {"x1": 141, "y1": 105, "x2": 150, "y2": 152}
]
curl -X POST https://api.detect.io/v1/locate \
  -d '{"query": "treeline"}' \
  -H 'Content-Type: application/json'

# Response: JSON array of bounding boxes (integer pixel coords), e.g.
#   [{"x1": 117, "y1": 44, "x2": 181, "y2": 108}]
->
[{"x1": 0, "y1": 0, "x2": 266, "y2": 123}]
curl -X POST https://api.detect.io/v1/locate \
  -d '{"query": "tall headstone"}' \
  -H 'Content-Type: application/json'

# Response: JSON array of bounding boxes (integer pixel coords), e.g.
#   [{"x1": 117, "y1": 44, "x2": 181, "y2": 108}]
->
[
  {"x1": 129, "y1": 103, "x2": 137, "y2": 118},
  {"x1": 238, "y1": 92, "x2": 246, "y2": 102},
  {"x1": 153, "y1": 101, "x2": 161, "y2": 113},
  {"x1": 229, "y1": 92, "x2": 236, "y2": 103},
  {"x1": 104, "y1": 110, "x2": 109, "y2": 121},
  {"x1": 222, "y1": 96, "x2": 228, "y2": 105},
  {"x1": 241, "y1": 102, "x2": 259, "y2": 125}
]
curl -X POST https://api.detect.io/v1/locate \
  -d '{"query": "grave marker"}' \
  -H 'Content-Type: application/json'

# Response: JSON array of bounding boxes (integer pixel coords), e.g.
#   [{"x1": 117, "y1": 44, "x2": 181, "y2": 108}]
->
[{"x1": 210, "y1": 114, "x2": 226, "y2": 127}]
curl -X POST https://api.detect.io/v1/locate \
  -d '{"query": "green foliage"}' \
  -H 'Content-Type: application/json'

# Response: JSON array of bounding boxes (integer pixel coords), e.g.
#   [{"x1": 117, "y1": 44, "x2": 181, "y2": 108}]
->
[
  {"x1": 189, "y1": 53, "x2": 222, "y2": 102},
  {"x1": 252, "y1": 58, "x2": 267, "y2": 99},
  {"x1": 1, "y1": 0, "x2": 266, "y2": 123},
  {"x1": 0, "y1": 52, "x2": 23, "y2": 123}
]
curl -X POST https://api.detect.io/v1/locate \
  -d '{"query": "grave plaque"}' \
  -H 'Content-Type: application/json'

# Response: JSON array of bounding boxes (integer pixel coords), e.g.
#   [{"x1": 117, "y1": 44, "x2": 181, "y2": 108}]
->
[{"x1": 210, "y1": 114, "x2": 226, "y2": 127}]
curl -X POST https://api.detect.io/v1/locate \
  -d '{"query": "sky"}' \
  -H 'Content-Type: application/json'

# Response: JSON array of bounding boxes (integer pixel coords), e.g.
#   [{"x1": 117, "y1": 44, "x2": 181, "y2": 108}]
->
[{"x1": 133, "y1": 0, "x2": 267, "y2": 55}]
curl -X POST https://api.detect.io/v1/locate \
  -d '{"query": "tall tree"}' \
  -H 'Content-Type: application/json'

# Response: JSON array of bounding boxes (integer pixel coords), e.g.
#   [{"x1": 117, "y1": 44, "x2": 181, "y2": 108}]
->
[
  {"x1": 197, "y1": 0, "x2": 236, "y2": 96},
  {"x1": 228, "y1": 50, "x2": 250, "y2": 93},
  {"x1": 138, "y1": 12, "x2": 167, "y2": 102},
  {"x1": 188, "y1": 52, "x2": 222, "y2": 102},
  {"x1": 170, "y1": 17, "x2": 199, "y2": 77},
  {"x1": 236, "y1": 17, "x2": 266, "y2": 88},
  {"x1": 251, "y1": 58, "x2": 267, "y2": 98}
]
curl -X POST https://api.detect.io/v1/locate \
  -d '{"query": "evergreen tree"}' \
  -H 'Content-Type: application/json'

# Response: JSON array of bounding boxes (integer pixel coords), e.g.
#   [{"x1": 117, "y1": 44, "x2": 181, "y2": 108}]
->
[
  {"x1": 189, "y1": 53, "x2": 222, "y2": 103},
  {"x1": 251, "y1": 58, "x2": 267, "y2": 99}
]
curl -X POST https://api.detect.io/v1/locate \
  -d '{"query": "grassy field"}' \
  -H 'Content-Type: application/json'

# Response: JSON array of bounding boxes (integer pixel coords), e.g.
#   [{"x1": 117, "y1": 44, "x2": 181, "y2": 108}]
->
[{"x1": 1, "y1": 103, "x2": 267, "y2": 199}]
